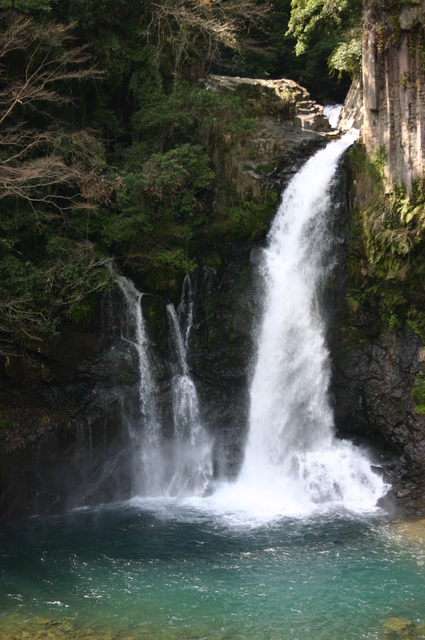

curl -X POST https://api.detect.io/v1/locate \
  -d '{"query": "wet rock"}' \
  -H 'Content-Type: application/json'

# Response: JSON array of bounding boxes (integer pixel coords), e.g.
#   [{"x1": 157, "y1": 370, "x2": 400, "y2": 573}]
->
[
  {"x1": 381, "y1": 617, "x2": 413, "y2": 633},
  {"x1": 186, "y1": 244, "x2": 263, "y2": 478},
  {"x1": 0, "y1": 291, "x2": 141, "y2": 524}
]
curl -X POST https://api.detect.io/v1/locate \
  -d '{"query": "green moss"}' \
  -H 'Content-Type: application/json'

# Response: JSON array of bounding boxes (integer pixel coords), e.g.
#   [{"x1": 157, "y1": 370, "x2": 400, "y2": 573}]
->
[
  {"x1": 350, "y1": 144, "x2": 387, "y2": 188},
  {"x1": 233, "y1": 84, "x2": 295, "y2": 120},
  {"x1": 347, "y1": 146, "x2": 425, "y2": 339},
  {"x1": 412, "y1": 382, "x2": 425, "y2": 414},
  {"x1": 255, "y1": 159, "x2": 279, "y2": 175},
  {"x1": 214, "y1": 190, "x2": 278, "y2": 241},
  {"x1": 205, "y1": 297, "x2": 215, "y2": 320},
  {"x1": 0, "y1": 413, "x2": 13, "y2": 430},
  {"x1": 203, "y1": 252, "x2": 222, "y2": 268},
  {"x1": 146, "y1": 298, "x2": 165, "y2": 350}
]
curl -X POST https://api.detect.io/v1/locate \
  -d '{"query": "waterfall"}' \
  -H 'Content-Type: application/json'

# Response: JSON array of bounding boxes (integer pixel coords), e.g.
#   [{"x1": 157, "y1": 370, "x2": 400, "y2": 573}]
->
[
  {"x1": 116, "y1": 273, "x2": 212, "y2": 498},
  {"x1": 209, "y1": 131, "x2": 387, "y2": 517},
  {"x1": 166, "y1": 298, "x2": 212, "y2": 496},
  {"x1": 115, "y1": 276, "x2": 162, "y2": 494},
  {"x1": 323, "y1": 104, "x2": 343, "y2": 129},
  {"x1": 116, "y1": 132, "x2": 386, "y2": 517},
  {"x1": 177, "y1": 274, "x2": 194, "y2": 350}
]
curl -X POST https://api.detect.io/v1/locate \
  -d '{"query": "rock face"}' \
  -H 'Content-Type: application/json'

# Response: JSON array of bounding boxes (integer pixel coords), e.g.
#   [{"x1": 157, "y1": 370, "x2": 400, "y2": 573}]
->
[
  {"x1": 326, "y1": 3, "x2": 425, "y2": 510},
  {"x1": 325, "y1": 157, "x2": 425, "y2": 508},
  {"x1": 361, "y1": 0, "x2": 425, "y2": 192},
  {"x1": 338, "y1": 75, "x2": 364, "y2": 132},
  {"x1": 187, "y1": 244, "x2": 262, "y2": 479},
  {"x1": 330, "y1": 325, "x2": 425, "y2": 465},
  {"x1": 324, "y1": 165, "x2": 425, "y2": 467},
  {"x1": 204, "y1": 75, "x2": 331, "y2": 206},
  {"x1": 328, "y1": 283, "x2": 425, "y2": 513},
  {"x1": 0, "y1": 291, "x2": 139, "y2": 524}
]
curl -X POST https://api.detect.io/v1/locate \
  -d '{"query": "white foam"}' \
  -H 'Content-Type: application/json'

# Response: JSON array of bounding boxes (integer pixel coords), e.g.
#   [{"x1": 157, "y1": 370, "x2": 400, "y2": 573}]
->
[
  {"x1": 323, "y1": 104, "x2": 344, "y2": 129},
  {"x1": 194, "y1": 131, "x2": 387, "y2": 523}
]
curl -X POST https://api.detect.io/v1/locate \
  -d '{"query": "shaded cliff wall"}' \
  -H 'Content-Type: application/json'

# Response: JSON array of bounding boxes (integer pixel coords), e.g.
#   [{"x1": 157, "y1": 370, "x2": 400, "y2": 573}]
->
[
  {"x1": 325, "y1": 2, "x2": 425, "y2": 502},
  {"x1": 326, "y1": 150, "x2": 425, "y2": 508},
  {"x1": 0, "y1": 291, "x2": 137, "y2": 523},
  {"x1": 362, "y1": 0, "x2": 425, "y2": 194}
]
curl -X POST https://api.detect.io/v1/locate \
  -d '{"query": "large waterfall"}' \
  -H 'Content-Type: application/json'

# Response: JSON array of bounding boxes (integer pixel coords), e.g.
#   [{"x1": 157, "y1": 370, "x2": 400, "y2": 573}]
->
[{"x1": 207, "y1": 131, "x2": 386, "y2": 518}]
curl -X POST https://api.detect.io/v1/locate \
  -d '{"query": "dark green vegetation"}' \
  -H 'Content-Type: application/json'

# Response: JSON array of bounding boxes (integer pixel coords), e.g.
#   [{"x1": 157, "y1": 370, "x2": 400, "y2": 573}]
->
[
  {"x1": 0, "y1": 0, "x2": 358, "y2": 354},
  {"x1": 347, "y1": 145, "x2": 425, "y2": 343},
  {"x1": 412, "y1": 379, "x2": 425, "y2": 415}
]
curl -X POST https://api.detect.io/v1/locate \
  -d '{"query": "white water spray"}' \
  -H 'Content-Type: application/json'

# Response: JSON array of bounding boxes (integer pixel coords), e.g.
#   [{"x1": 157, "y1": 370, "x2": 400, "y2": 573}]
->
[
  {"x1": 116, "y1": 276, "x2": 162, "y2": 493},
  {"x1": 166, "y1": 301, "x2": 212, "y2": 496},
  {"x1": 206, "y1": 131, "x2": 387, "y2": 518},
  {"x1": 116, "y1": 273, "x2": 211, "y2": 498},
  {"x1": 323, "y1": 104, "x2": 343, "y2": 129}
]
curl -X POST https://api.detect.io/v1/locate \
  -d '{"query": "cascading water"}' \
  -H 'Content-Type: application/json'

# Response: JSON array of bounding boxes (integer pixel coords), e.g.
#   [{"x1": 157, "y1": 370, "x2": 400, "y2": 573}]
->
[
  {"x1": 323, "y1": 104, "x2": 343, "y2": 129},
  {"x1": 116, "y1": 273, "x2": 211, "y2": 498},
  {"x1": 117, "y1": 131, "x2": 386, "y2": 517},
  {"x1": 166, "y1": 298, "x2": 212, "y2": 496},
  {"x1": 177, "y1": 273, "x2": 194, "y2": 350},
  {"x1": 207, "y1": 131, "x2": 387, "y2": 518},
  {"x1": 115, "y1": 276, "x2": 162, "y2": 494}
]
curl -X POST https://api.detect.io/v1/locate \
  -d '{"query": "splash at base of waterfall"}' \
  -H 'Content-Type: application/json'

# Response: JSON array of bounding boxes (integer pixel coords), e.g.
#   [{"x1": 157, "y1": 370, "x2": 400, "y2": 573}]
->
[{"x1": 190, "y1": 440, "x2": 385, "y2": 523}]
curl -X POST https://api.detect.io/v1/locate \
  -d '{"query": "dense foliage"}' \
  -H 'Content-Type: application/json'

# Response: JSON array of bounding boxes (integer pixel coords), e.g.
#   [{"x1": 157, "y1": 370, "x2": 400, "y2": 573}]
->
[
  {"x1": 286, "y1": 0, "x2": 363, "y2": 78},
  {"x1": 0, "y1": 0, "x2": 354, "y2": 353}
]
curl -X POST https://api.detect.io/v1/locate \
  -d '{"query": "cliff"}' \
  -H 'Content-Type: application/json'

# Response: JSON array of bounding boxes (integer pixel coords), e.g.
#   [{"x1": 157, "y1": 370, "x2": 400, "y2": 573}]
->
[
  {"x1": 327, "y1": 1, "x2": 425, "y2": 511},
  {"x1": 362, "y1": 0, "x2": 425, "y2": 193},
  {"x1": 3, "y1": 59, "x2": 425, "y2": 523}
]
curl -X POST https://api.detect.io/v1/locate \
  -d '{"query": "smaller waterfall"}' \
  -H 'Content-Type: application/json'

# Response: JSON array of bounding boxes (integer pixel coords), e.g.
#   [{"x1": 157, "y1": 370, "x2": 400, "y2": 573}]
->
[
  {"x1": 116, "y1": 273, "x2": 211, "y2": 498},
  {"x1": 323, "y1": 104, "x2": 343, "y2": 129},
  {"x1": 166, "y1": 296, "x2": 212, "y2": 496},
  {"x1": 177, "y1": 274, "x2": 194, "y2": 350},
  {"x1": 115, "y1": 276, "x2": 162, "y2": 494}
]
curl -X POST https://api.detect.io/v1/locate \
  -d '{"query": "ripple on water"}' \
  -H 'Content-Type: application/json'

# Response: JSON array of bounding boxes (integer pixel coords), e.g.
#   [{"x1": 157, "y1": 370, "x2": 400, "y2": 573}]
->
[{"x1": 1, "y1": 506, "x2": 425, "y2": 640}]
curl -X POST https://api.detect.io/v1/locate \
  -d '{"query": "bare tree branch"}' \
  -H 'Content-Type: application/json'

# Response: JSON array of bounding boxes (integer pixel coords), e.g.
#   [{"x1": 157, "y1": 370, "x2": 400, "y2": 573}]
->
[
  {"x1": 0, "y1": 13, "x2": 112, "y2": 353},
  {"x1": 143, "y1": 0, "x2": 270, "y2": 73}
]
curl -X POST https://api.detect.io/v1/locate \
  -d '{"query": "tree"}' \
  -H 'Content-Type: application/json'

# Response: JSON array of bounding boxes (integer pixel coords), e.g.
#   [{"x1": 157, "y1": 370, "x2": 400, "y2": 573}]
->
[
  {"x1": 0, "y1": 12, "x2": 112, "y2": 353},
  {"x1": 286, "y1": 0, "x2": 363, "y2": 78},
  {"x1": 143, "y1": 0, "x2": 271, "y2": 76}
]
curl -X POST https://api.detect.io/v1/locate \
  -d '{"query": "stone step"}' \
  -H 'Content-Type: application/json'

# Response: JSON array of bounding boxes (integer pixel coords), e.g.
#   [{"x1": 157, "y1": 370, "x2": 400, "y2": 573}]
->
[
  {"x1": 297, "y1": 100, "x2": 314, "y2": 107},
  {"x1": 296, "y1": 107, "x2": 317, "y2": 115}
]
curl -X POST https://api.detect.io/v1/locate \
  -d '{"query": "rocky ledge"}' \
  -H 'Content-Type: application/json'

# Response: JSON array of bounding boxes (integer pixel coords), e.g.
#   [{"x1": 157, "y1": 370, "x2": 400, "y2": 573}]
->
[{"x1": 204, "y1": 75, "x2": 333, "y2": 207}]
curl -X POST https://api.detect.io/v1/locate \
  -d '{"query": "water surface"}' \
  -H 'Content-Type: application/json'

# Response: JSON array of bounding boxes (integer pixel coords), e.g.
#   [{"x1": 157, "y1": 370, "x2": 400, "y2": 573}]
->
[{"x1": 1, "y1": 503, "x2": 425, "y2": 639}]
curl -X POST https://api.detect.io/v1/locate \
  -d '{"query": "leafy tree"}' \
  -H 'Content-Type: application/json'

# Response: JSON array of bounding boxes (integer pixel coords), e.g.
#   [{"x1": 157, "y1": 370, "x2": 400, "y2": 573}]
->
[{"x1": 286, "y1": 0, "x2": 363, "y2": 78}]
